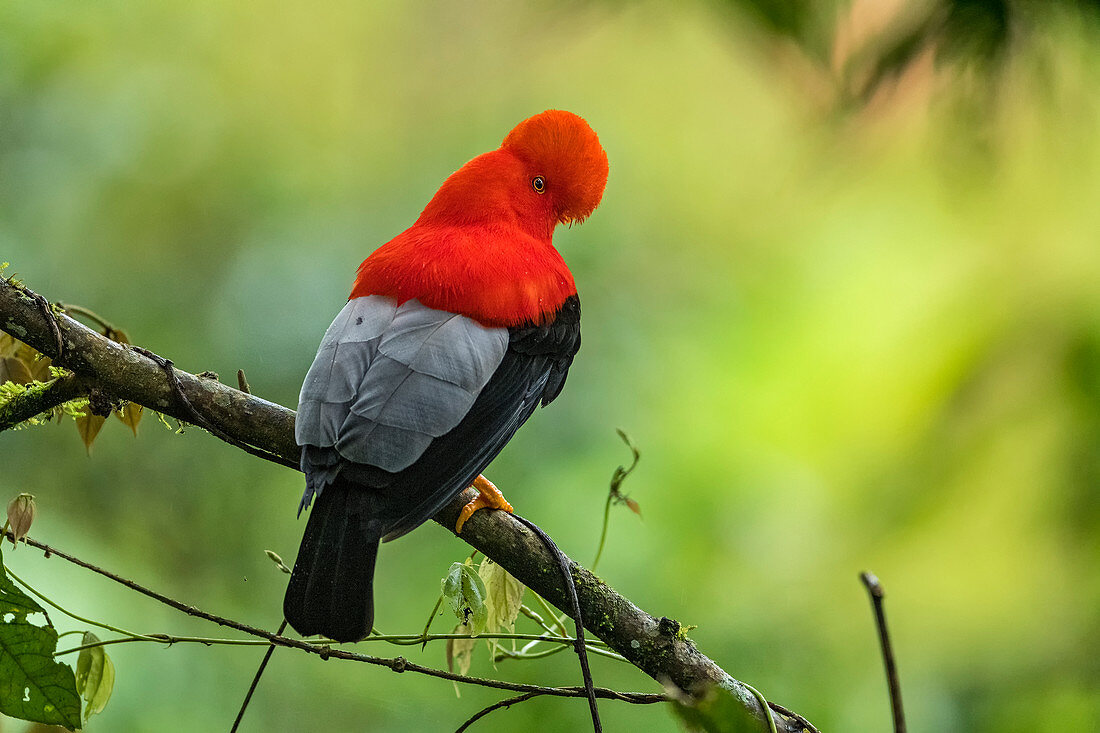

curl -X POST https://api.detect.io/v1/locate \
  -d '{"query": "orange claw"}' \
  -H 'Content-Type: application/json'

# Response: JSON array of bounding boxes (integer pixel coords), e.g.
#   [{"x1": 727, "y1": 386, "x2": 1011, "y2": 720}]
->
[{"x1": 455, "y1": 475, "x2": 513, "y2": 534}]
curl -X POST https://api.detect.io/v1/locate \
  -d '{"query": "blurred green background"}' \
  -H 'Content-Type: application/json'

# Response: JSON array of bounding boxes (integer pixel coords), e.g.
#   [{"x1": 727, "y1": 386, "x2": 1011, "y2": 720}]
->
[{"x1": 3, "y1": 0, "x2": 1100, "y2": 730}]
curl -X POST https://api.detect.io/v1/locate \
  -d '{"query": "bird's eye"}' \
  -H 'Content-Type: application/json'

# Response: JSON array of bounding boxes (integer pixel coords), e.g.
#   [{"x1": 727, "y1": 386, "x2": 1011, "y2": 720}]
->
[{"x1": 532, "y1": 176, "x2": 545, "y2": 194}]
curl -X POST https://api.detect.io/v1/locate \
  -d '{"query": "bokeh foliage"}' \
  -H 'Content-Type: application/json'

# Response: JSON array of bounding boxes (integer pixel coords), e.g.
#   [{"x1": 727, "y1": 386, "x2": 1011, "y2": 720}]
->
[{"x1": 2, "y1": 0, "x2": 1099, "y2": 730}]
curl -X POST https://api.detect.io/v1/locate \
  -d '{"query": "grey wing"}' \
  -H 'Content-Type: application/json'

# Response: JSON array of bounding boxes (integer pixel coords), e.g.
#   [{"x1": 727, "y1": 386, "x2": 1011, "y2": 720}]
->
[{"x1": 294, "y1": 296, "x2": 508, "y2": 506}]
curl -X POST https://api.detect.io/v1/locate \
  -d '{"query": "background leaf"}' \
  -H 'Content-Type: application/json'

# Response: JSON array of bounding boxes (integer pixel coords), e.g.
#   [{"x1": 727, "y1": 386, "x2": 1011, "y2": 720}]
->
[{"x1": 74, "y1": 632, "x2": 115, "y2": 723}]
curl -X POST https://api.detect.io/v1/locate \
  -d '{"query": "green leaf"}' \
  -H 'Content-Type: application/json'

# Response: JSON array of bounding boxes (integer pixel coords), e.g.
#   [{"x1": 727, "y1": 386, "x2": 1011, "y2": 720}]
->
[
  {"x1": 669, "y1": 684, "x2": 770, "y2": 733},
  {"x1": 441, "y1": 561, "x2": 487, "y2": 635},
  {"x1": 0, "y1": 548, "x2": 82, "y2": 730},
  {"x1": 74, "y1": 632, "x2": 114, "y2": 722},
  {"x1": 478, "y1": 559, "x2": 524, "y2": 634},
  {"x1": 0, "y1": 560, "x2": 44, "y2": 622}
]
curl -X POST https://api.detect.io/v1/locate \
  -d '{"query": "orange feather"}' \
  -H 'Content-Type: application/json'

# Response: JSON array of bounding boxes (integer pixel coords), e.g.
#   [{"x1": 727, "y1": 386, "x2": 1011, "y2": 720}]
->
[{"x1": 351, "y1": 110, "x2": 608, "y2": 327}]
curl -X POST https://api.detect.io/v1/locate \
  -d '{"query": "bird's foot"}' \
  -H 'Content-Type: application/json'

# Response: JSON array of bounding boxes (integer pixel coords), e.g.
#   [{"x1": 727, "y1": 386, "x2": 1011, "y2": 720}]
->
[{"x1": 455, "y1": 474, "x2": 513, "y2": 534}]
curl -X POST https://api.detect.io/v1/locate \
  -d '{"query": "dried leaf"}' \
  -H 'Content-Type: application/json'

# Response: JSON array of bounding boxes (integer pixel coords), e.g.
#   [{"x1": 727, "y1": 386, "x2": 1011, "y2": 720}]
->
[
  {"x1": 14, "y1": 341, "x2": 50, "y2": 382},
  {"x1": 624, "y1": 496, "x2": 642, "y2": 517},
  {"x1": 0, "y1": 332, "x2": 17, "y2": 358},
  {"x1": 114, "y1": 401, "x2": 142, "y2": 436},
  {"x1": 0, "y1": 356, "x2": 33, "y2": 385},
  {"x1": 6, "y1": 493, "x2": 37, "y2": 546},
  {"x1": 441, "y1": 561, "x2": 487, "y2": 635},
  {"x1": 75, "y1": 413, "x2": 106, "y2": 453}
]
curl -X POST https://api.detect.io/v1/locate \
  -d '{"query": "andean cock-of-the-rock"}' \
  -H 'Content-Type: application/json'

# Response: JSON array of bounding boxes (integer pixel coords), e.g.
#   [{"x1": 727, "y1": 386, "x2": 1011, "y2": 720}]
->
[{"x1": 284, "y1": 110, "x2": 609, "y2": 643}]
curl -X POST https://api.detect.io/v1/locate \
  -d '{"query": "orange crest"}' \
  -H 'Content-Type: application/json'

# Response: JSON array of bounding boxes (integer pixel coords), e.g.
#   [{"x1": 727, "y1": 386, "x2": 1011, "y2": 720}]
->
[{"x1": 502, "y1": 110, "x2": 609, "y2": 225}]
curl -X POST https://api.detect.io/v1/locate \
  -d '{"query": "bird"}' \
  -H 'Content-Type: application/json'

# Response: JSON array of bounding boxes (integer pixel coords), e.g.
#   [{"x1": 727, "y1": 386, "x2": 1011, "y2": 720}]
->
[{"x1": 284, "y1": 110, "x2": 609, "y2": 643}]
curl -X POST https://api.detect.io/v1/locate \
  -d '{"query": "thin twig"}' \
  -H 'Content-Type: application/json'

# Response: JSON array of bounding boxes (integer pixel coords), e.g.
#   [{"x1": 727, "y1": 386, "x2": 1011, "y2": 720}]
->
[
  {"x1": 454, "y1": 691, "x2": 541, "y2": 732},
  {"x1": 494, "y1": 642, "x2": 625, "y2": 664},
  {"x1": 57, "y1": 303, "x2": 115, "y2": 334},
  {"x1": 372, "y1": 632, "x2": 607, "y2": 647},
  {"x1": 531, "y1": 592, "x2": 568, "y2": 638},
  {"x1": 50, "y1": 631, "x2": 605, "y2": 657},
  {"x1": 55, "y1": 635, "x2": 268, "y2": 656},
  {"x1": 743, "y1": 683, "x2": 778, "y2": 733},
  {"x1": 455, "y1": 688, "x2": 665, "y2": 733},
  {"x1": 592, "y1": 429, "x2": 640, "y2": 571},
  {"x1": 860, "y1": 571, "x2": 906, "y2": 733},
  {"x1": 7, "y1": 567, "x2": 156, "y2": 642},
  {"x1": 231, "y1": 619, "x2": 288, "y2": 733},
  {"x1": 513, "y1": 516, "x2": 601, "y2": 733},
  {"x1": 420, "y1": 594, "x2": 444, "y2": 650},
  {"x1": 767, "y1": 701, "x2": 822, "y2": 733},
  {"x1": 5, "y1": 529, "x2": 661, "y2": 705}
]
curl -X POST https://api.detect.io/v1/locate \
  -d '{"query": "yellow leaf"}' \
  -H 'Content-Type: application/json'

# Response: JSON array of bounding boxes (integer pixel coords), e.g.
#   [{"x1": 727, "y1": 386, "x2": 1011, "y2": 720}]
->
[
  {"x1": 114, "y1": 402, "x2": 142, "y2": 436},
  {"x1": 0, "y1": 356, "x2": 33, "y2": 385},
  {"x1": 0, "y1": 333, "x2": 18, "y2": 358},
  {"x1": 75, "y1": 413, "x2": 106, "y2": 453},
  {"x1": 13, "y1": 341, "x2": 50, "y2": 381},
  {"x1": 478, "y1": 558, "x2": 525, "y2": 634}
]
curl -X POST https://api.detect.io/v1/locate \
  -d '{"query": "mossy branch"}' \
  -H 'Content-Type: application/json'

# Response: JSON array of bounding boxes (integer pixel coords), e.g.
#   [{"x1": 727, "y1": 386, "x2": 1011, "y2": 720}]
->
[
  {"x1": 0, "y1": 275, "x2": 814, "y2": 733},
  {"x1": 0, "y1": 373, "x2": 89, "y2": 430}
]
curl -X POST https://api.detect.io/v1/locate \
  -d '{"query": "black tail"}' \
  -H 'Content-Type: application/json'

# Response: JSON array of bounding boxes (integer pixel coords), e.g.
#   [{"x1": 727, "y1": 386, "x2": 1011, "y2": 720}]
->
[{"x1": 283, "y1": 479, "x2": 382, "y2": 643}]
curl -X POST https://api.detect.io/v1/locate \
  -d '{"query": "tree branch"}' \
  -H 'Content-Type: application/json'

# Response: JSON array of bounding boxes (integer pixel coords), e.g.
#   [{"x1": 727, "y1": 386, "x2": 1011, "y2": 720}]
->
[
  {"x1": 861, "y1": 572, "x2": 905, "y2": 733},
  {"x1": 0, "y1": 275, "x2": 815, "y2": 733},
  {"x1": 0, "y1": 372, "x2": 90, "y2": 430}
]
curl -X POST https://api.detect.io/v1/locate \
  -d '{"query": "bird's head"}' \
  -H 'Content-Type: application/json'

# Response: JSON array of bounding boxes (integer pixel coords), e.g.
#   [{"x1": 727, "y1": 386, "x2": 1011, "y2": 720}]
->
[
  {"x1": 417, "y1": 110, "x2": 609, "y2": 237},
  {"x1": 501, "y1": 110, "x2": 609, "y2": 226}
]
